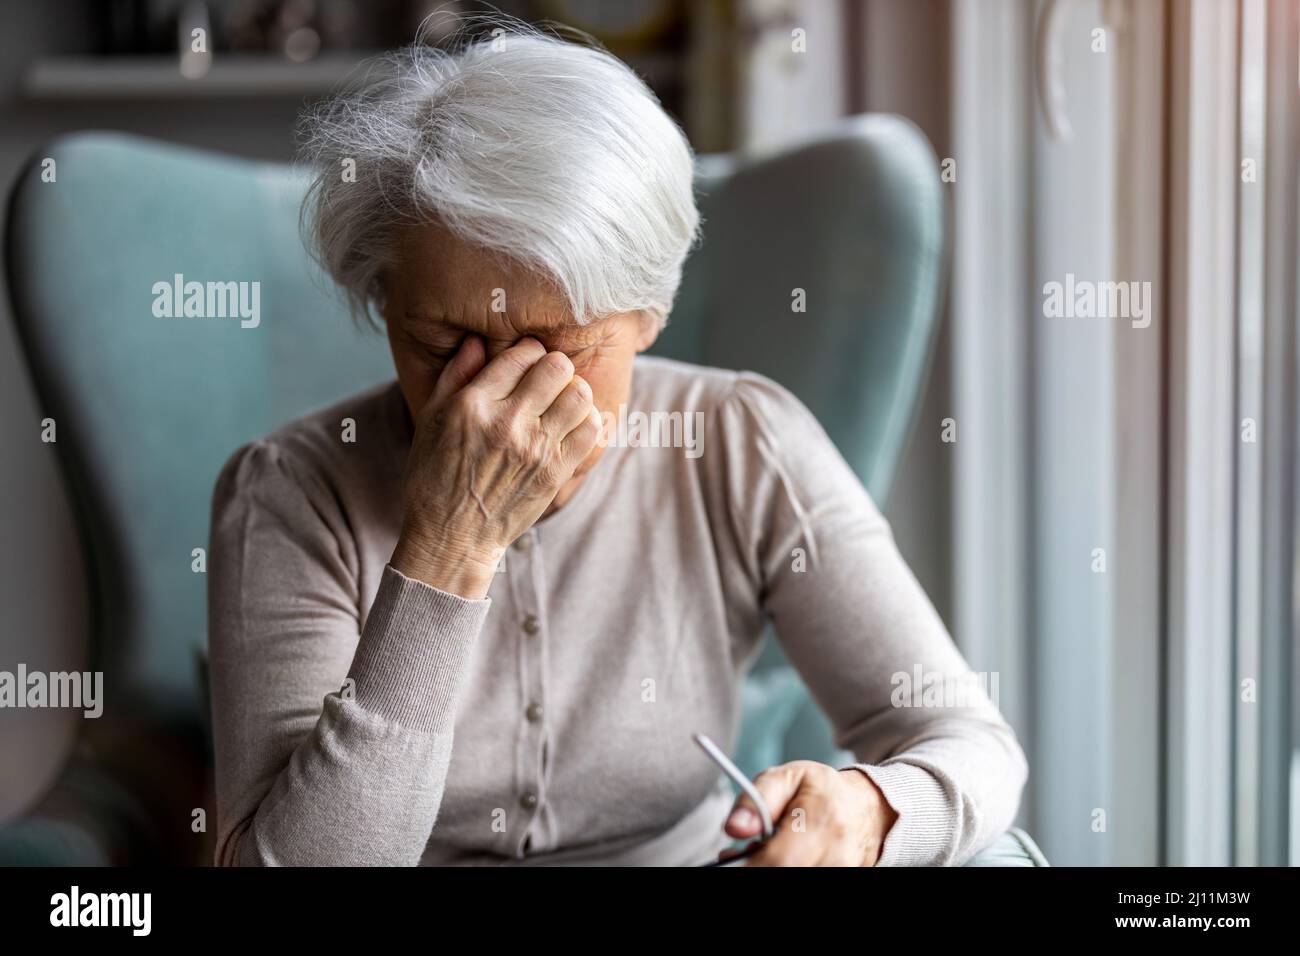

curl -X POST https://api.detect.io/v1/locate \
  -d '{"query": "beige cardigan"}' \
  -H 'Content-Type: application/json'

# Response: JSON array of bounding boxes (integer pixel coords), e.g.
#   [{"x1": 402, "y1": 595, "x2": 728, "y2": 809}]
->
[{"x1": 207, "y1": 355, "x2": 1026, "y2": 866}]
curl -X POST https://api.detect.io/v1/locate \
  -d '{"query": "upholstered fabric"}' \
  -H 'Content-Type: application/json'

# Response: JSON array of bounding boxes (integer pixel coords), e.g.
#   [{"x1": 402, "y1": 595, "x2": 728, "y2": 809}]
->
[{"x1": 7, "y1": 134, "x2": 393, "y2": 724}]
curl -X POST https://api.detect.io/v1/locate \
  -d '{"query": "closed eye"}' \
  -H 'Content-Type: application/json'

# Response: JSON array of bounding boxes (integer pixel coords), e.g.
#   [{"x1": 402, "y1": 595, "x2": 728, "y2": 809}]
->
[{"x1": 401, "y1": 320, "x2": 613, "y2": 363}]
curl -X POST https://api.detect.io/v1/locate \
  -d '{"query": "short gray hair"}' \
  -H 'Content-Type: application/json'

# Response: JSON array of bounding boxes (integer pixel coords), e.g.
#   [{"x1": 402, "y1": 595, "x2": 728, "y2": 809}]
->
[{"x1": 299, "y1": 22, "x2": 700, "y2": 329}]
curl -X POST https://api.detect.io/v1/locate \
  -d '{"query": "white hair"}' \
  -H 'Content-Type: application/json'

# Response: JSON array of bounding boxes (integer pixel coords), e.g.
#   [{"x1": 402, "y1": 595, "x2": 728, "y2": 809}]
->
[{"x1": 299, "y1": 21, "x2": 699, "y2": 329}]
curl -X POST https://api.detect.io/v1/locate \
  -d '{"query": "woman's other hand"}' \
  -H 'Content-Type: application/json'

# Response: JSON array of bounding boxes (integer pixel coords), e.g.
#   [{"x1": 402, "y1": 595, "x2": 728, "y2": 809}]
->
[
  {"x1": 390, "y1": 334, "x2": 602, "y2": 598},
  {"x1": 721, "y1": 761, "x2": 900, "y2": 866}
]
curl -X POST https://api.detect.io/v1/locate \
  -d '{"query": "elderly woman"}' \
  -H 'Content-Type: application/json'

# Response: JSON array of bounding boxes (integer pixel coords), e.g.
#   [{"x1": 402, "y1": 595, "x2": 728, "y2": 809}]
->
[{"x1": 208, "y1": 25, "x2": 1026, "y2": 867}]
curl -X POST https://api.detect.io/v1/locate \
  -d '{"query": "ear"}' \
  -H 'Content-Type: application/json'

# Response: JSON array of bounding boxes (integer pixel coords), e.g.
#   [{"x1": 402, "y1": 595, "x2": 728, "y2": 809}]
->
[{"x1": 633, "y1": 312, "x2": 662, "y2": 353}]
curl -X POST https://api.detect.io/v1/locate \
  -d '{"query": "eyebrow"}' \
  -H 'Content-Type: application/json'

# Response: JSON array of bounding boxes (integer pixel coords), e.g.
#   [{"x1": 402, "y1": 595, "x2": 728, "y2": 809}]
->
[{"x1": 401, "y1": 309, "x2": 598, "y2": 340}]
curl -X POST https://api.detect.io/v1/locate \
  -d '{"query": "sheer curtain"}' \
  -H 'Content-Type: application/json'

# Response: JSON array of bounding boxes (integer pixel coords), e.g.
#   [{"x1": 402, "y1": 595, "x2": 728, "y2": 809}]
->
[{"x1": 947, "y1": 0, "x2": 1298, "y2": 865}]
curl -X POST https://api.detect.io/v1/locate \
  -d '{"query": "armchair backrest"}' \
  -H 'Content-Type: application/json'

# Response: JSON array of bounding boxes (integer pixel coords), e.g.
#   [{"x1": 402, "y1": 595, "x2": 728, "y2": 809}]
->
[{"x1": 7, "y1": 134, "x2": 392, "y2": 727}]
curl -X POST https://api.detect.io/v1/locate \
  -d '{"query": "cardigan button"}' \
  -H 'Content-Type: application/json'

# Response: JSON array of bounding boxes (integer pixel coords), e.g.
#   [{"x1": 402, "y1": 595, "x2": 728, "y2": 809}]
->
[
  {"x1": 519, "y1": 792, "x2": 539, "y2": 810},
  {"x1": 522, "y1": 614, "x2": 540, "y2": 635},
  {"x1": 525, "y1": 701, "x2": 543, "y2": 723}
]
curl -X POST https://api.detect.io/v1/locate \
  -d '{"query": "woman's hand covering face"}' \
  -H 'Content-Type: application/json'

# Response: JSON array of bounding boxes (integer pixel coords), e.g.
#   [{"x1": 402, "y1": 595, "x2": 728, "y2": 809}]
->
[{"x1": 389, "y1": 334, "x2": 603, "y2": 598}]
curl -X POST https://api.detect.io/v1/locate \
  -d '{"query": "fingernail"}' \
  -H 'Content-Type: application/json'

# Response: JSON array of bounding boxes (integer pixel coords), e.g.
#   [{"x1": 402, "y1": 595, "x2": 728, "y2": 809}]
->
[{"x1": 728, "y1": 808, "x2": 757, "y2": 829}]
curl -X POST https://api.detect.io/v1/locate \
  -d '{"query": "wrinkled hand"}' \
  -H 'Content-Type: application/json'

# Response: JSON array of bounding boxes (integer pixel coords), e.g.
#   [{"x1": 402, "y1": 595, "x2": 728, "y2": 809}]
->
[
  {"x1": 391, "y1": 335, "x2": 602, "y2": 598},
  {"x1": 721, "y1": 761, "x2": 899, "y2": 866}
]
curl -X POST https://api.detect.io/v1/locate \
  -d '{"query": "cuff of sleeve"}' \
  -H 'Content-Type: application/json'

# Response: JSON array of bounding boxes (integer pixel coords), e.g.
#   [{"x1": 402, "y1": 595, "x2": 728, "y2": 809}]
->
[
  {"x1": 346, "y1": 564, "x2": 491, "y2": 734},
  {"x1": 847, "y1": 761, "x2": 954, "y2": 867}
]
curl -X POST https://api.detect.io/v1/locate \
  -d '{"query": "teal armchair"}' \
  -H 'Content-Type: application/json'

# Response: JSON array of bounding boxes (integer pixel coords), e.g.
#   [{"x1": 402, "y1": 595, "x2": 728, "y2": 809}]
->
[{"x1": 3, "y1": 121, "x2": 1042, "y2": 866}]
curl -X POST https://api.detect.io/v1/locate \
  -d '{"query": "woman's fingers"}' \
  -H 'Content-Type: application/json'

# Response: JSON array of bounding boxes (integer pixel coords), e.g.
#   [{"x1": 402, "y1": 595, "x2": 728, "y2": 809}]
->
[
  {"x1": 511, "y1": 349, "x2": 576, "y2": 416},
  {"x1": 459, "y1": 336, "x2": 599, "y2": 473},
  {"x1": 722, "y1": 762, "x2": 879, "y2": 866},
  {"x1": 745, "y1": 799, "x2": 829, "y2": 867},
  {"x1": 540, "y1": 373, "x2": 595, "y2": 435},
  {"x1": 428, "y1": 334, "x2": 487, "y2": 409},
  {"x1": 724, "y1": 762, "x2": 807, "y2": 840},
  {"x1": 394, "y1": 335, "x2": 605, "y2": 599},
  {"x1": 722, "y1": 761, "x2": 834, "y2": 865},
  {"x1": 559, "y1": 404, "x2": 603, "y2": 464},
  {"x1": 471, "y1": 336, "x2": 549, "y2": 400}
]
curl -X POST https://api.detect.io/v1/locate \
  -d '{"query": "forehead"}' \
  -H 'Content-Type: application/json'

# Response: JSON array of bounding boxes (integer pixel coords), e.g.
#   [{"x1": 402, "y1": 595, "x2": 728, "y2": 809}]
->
[{"x1": 389, "y1": 221, "x2": 577, "y2": 336}]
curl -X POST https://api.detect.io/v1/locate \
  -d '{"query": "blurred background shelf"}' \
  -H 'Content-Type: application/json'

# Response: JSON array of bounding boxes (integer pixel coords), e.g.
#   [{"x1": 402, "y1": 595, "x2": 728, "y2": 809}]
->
[{"x1": 22, "y1": 54, "x2": 382, "y2": 100}]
